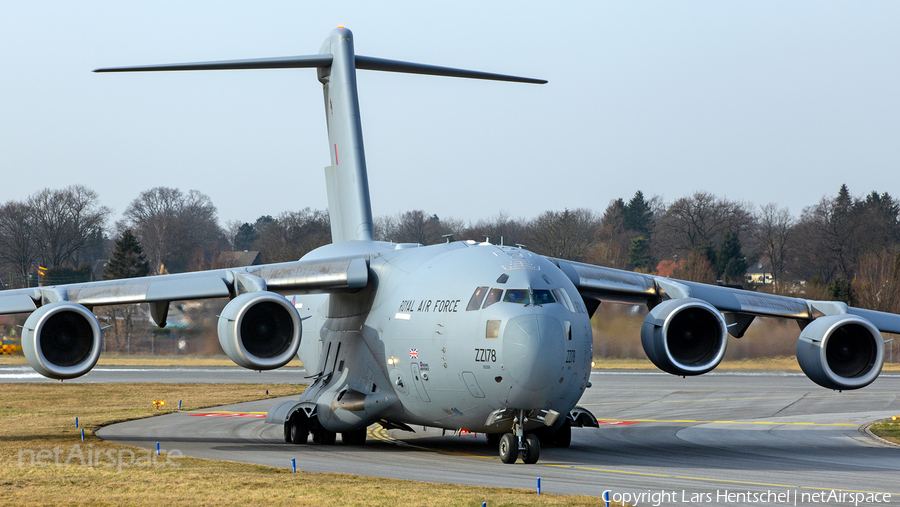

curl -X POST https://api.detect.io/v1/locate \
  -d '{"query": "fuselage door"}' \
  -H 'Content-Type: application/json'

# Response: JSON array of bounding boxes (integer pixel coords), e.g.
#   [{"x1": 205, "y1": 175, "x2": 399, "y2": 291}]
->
[
  {"x1": 410, "y1": 362, "x2": 431, "y2": 402},
  {"x1": 461, "y1": 371, "x2": 485, "y2": 398}
]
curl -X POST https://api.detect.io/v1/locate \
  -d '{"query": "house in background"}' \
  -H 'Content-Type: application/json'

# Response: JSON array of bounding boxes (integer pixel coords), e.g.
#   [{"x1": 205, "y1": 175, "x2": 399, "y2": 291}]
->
[{"x1": 746, "y1": 261, "x2": 773, "y2": 285}]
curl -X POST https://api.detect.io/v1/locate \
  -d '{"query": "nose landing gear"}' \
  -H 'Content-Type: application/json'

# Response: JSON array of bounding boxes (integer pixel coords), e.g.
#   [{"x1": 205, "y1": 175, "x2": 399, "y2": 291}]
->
[{"x1": 496, "y1": 409, "x2": 541, "y2": 464}]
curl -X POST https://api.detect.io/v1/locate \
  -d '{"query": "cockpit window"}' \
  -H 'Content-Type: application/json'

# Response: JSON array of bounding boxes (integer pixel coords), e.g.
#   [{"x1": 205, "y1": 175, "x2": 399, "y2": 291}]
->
[
  {"x1": 482, "y1": 288, "x2": 504, "y2": 309},
  {"x1": 532, "y1": 289, "x2": 555, "y2": 305},
  {"x1": 552, "y1": 288, "x2": 576, "y2": 312},
  {"x1": 503, "y1": 289, "x2": 531, "y2": 304},
  {"x1": 466, "y1": 286, "x2": 490, "y2": 311}
]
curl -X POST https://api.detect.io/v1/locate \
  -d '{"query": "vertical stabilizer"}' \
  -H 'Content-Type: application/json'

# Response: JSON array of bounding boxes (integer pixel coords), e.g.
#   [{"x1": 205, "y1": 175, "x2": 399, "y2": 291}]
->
[
  {"x1": 318, "y1": 28, "x2": 375, "y2": 243},
  {"x1": 94, "y1": 27, "x2": 545, "y2": 245}
]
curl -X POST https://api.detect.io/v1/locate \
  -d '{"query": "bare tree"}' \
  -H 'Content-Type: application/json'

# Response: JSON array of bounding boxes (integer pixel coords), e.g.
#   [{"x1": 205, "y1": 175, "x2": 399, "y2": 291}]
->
[
  {"x1": 0, "y1": 201, "x2": 38, "y2": 286},
  {"x1": 461, "y1": 212, "x2": 530, "y2": 246},
  {"x1": 853, "y1": 251, "x2": 900, "y2": 313},
  {"x1": 375, "y1": 210, "x2": 464, "y2": 245},
  {"x1": 120, "y1": 187, "x2": 224, "y2": 273},
  {"x1": 255, "y1": 208, "x2": 331, "y2": 262},
  {"x1": 653, "y1": 191, "x2": 753, "y2": 258},
  {"x1": 527, "y1": 208, "x2": 601, "y2": 261},
  {"x1": 673, "y1": 249, "x2": 716, "y2": 284},
  {"x1": 795, "y1": 194, "x2": 855, "y2": 281},
  {"x1": 29, "y1": 185, "x2": 110, "y2": 268},
  {"x1": 751, "y1": 203, "x2": 795, "y2": 290}
]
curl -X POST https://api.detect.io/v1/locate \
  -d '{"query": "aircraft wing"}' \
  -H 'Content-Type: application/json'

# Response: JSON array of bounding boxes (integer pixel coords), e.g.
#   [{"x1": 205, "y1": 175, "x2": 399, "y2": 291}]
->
[
  {"x1": 549, "y1": 257, "x2": 900, "y2": 334},
  {"x1": 0, "y1": 256, "x2": 368, "y2": 322}
]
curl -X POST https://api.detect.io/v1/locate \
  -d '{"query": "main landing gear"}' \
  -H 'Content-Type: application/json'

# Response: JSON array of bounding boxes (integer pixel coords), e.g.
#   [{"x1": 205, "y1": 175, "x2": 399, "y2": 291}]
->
[
  {"x1": 495, "y1": 409, "x2": 541, "y2": 464},
  {"x1": 284, "y1": 412, "x2": 366, "y2": 445}
]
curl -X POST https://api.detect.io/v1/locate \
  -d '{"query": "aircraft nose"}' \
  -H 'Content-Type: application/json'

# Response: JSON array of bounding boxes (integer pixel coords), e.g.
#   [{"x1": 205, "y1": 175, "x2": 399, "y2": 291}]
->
[{"x1": 502, "y1": 314, "x2": 565, "y2": 391}]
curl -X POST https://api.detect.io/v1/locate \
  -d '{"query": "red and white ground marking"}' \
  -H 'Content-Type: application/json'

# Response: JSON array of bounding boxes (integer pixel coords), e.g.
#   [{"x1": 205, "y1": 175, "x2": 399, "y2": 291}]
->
[{"x1": 187, "y1": 412, "x2": 267, "y2": 418}]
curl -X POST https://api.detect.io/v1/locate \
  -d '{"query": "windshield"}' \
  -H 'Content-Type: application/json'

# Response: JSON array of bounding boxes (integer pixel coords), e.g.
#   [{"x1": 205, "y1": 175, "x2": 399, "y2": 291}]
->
[
  {"x1": 532, "y1": 289, "x2": 555, "y2": 305},
  {"x1": 503, "y1": 289, "x2": 531, "y2": 304}
]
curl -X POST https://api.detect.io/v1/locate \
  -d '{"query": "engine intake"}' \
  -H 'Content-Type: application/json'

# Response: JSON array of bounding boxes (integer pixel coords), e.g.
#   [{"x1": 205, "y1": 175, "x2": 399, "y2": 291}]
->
[
  {"x1": 796, "y1": 315, "x2": 884, "y2": 390},
  {"x1": 217, "y1": 291, "x2": 301, "y2": 370},
  {"x1": 641, "y1": 298, "x2": 728, "y2": 376},
  {"x1": 22, "y1": 302, "x2": 102, "y2": 380}
]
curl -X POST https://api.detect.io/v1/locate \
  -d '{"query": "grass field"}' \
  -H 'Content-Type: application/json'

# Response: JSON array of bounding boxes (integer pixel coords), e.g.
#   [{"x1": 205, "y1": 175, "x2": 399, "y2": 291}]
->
[
  {"x1": 869, "y1": 418, "x2": 900, "y2": 445},
  {"x1": 0, "y1": 383, "x2": 617, "y2": 507}
]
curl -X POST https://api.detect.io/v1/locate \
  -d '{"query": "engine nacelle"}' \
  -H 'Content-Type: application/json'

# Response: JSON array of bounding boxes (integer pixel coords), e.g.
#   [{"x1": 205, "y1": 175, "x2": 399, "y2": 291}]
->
[
  {"x1": 796, "y1": 315, "x2": 884, "y2": 390},
  {"x1": 641, "y1": 298, "x2": 728, "y2": 376},
  {"x1": 22, "y1": 302, "x2": 102, "y2": 380},
  {"x1": 217, "y1": 291, "x2": 301, "y2": 370}
]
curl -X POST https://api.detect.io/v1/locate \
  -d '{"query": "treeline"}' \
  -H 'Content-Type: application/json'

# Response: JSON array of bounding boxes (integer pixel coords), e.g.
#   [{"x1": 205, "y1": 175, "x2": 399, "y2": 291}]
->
[{"x1": 1, "y1": 184, "x2": 898, "y2": 314}]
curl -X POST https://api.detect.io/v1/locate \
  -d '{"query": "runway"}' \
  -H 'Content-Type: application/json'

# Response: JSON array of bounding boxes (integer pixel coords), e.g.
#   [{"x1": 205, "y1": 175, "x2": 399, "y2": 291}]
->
[{"x1": 96, "y1": 369, "x2": 900, "y2": 505}]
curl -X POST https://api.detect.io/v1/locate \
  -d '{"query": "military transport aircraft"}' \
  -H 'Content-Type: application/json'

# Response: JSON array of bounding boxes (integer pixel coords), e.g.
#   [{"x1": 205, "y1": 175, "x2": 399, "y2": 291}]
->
[{"x1": 3, "y1": 27, "x2": 898, "y2": 465}]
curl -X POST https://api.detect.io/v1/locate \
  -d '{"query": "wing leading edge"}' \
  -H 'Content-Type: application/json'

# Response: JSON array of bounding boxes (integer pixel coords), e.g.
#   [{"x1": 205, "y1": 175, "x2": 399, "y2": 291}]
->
[
  {"x1": 0, "y1": 257, "x2": 368, "y2": 323},
  {"x1": 550, "y1": 257, "x2": 900, "y2": 334}
]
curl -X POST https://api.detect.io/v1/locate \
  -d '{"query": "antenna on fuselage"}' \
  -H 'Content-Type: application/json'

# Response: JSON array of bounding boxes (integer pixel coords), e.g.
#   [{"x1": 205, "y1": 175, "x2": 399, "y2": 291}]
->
[
  {"x1": 442, "y1": 234, "x2": 454, "y2": 243},
  {"x1": 94, "y1": 27, "x2": 547, "y2": 244}
]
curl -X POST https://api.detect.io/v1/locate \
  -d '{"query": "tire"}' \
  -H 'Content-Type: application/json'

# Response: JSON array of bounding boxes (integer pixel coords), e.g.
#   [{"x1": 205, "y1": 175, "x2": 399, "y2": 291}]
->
[
  {"x1": 486, "y1": 433, "x2": 501, "y2": 448},
  {"x1": 499, "y1": 433, "x2": 518, "y2": 464},
  {"x1": 284, "y1": 421, "x2": 292, "y2": 443},
  {"x1": 289, "y1": 414, "x2": 309, "y2": 445},
  {"x1": 342, "y1": 428, "x2": 367, "y2": 445},
  {"x1": 552, "y1": 418, "x2": 572, "y2": 448},
  {"x1": 522, "y1": 433, "x2": 541, "y2": 464}
]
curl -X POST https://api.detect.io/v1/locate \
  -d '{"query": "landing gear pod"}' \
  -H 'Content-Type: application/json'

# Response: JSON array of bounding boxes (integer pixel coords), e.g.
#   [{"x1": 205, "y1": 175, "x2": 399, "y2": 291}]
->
[
  {"x1": 22, "y1": 302, "x2": 102, "y2": 380},
  {"x1": 796, "y1": 315, "x2": 884, "y2": 390},
  {"x1": 217, "y1": 291, "x2": 301, "y2": 370},
  {"x1": 641, "y1": 298, "x2": 728, "y2": 376}
]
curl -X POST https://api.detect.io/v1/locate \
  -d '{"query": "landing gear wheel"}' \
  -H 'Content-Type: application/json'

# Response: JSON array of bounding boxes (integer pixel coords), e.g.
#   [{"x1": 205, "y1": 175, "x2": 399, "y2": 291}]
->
[
  {"x1": 289, "y1": 414, "x2": 309, "y2": 444},
  {"x1": 499, "y1": 433, "x2": 518, "y2": 464},
  {"x1": 552, "y1": 418, "x2": 571, "y2": 448},
  {"x1": 486, "y1": 433, "x2": 501, "y2": 448},
  {"x1": 342, "y1": 429, "x2": 367, "y2": 445},
  {"x1": 284, "y1": 421, "x2": 291, "y2": 443},
  {"x1": 522, "y1": 433, "x2": 541, "y2": 464}
]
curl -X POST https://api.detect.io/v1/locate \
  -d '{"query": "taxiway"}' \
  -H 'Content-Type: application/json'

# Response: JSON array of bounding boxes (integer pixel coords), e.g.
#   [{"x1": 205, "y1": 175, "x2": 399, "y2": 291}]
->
[{"x1": 95, "y1": 369, "x2": 900, "y2": 505}]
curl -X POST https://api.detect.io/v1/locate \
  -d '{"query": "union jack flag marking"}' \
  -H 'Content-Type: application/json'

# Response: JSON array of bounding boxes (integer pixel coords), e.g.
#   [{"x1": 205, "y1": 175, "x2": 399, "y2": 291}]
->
[{"x1": 409, "y1": 348, "x2": 418, "y2": 359}]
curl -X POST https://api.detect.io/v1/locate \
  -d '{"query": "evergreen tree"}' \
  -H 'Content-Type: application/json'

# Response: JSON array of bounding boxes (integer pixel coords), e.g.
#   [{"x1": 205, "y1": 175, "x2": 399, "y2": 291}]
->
[
  {"x1": 715, "y1": 231, "x2": 747, "y2": 284},
  {"x1": 628, "y1": 236, "x2": 654, "y2": 271},
  {"x1": 623, "y1": 190, "x2": 653, "y2": 238},
  {"x1": 828, "y1": 278, "x2": 854, "y2": 304},
  {"x1": 232, "y1": 222, "x2": 258, "y2": 251},
  {"x1": 836, "y1": 183, "x2": 852, "y2": 214},
  {"x1": 104, "y1": 230, "x2": 150, "y2": 280},
  {"x1": 601, "y1": 198, "x2": 627, "y2": 238}
]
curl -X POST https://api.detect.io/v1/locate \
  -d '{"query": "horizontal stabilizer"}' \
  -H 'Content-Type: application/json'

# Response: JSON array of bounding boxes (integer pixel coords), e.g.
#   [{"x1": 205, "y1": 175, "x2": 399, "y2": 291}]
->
[
  {"x1": 355, "y1": 55, "x2": 546, "y2": 84},
  {"x1": 93, "y1": 54, "x2": 334, "y2": 73}
]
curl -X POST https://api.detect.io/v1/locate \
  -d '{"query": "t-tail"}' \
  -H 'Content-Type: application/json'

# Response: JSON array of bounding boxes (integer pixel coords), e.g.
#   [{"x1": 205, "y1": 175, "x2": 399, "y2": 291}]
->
[{"x1": 95, "y1": 27, "x2": 546, "y2": 243}]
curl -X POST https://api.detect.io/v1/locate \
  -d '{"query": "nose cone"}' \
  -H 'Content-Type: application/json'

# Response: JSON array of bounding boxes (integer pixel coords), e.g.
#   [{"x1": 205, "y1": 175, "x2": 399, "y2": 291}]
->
[{"x1": 502, "y1": 314, "x2": 565, "y2": 391}]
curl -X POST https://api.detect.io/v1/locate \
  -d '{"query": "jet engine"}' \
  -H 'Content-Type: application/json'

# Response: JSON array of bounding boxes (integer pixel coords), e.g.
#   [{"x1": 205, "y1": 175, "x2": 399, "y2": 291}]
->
[
  {"x1": 796, "y1": 315, "x2": 884, "y2": 390},
  {"x1": 217, "y1": 291, "x2": 301, "y2": 370},
  {"x1": 641, "y1": 298, "x2": 728, "y2": 376},
  {"x1": 22, "y1": 302, "x2": 102, "y2": 380}
]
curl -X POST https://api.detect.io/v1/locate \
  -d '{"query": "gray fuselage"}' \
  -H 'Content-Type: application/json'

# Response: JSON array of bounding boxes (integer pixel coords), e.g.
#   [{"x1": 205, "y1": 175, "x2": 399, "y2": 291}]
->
[{"x1": 294, "y1": 240, "x2": 593, "y2": 433}]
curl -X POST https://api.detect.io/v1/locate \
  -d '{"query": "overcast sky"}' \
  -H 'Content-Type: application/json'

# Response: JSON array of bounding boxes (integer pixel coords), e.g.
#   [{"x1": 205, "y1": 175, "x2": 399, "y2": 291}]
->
[{"x1": 2, "y1": 2, "x2": 898, "y2": 229}]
